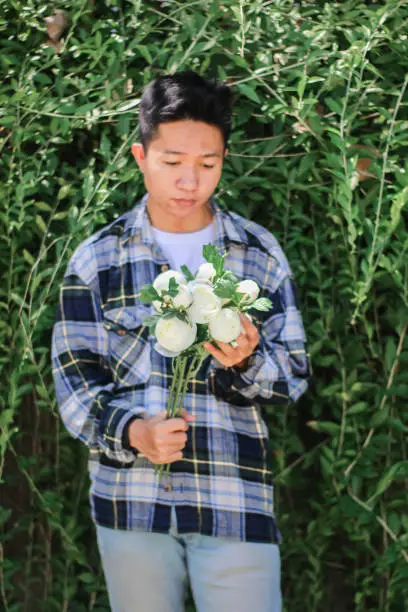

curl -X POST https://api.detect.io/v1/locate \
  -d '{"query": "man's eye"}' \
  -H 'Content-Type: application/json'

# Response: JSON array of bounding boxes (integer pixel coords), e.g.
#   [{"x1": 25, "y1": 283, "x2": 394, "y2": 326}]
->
[
  {"x1": 203, "y1": 165, "x2": 215, "y2": 169},
  {"x1": 165, "y1": 161, "x2": 179, "y2": 166}
]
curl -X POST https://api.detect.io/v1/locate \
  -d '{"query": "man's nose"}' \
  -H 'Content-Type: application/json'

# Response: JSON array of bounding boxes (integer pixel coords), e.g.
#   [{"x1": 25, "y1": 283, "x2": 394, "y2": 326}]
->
[{"x1": 177, "y1": 166, "x2": 199, "y2": 190}]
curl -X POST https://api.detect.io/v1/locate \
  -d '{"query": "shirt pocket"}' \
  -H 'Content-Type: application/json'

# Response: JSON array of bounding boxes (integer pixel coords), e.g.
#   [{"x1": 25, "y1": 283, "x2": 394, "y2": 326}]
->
[{"x1": 102, "y1": 305, "x2": 151, "y2": 387}]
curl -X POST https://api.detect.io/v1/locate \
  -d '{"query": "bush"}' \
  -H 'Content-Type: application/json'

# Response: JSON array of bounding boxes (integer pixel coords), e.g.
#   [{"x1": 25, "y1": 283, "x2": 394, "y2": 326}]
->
[{"x1": 1, "y1": 1, "x2": 408, "y2": 610}]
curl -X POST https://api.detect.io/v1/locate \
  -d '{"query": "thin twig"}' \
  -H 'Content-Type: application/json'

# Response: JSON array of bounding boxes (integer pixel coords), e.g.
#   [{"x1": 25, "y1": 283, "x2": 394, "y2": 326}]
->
[
  {"x1": 348, "y1": 488, "x2": 408, "y2": 564},
  {"x1": 345, "y1": 323, "x2": 408, "y2": 478}
]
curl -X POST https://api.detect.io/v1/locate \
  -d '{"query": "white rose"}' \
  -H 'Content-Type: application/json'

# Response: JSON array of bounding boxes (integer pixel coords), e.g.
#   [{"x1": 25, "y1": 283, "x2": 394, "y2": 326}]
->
[
  {"x1": 208, "y1": 308, "x2": 241, "y2": 343},
  {"x1": 188, "y1": 284, "x2": 222, "y2": 324},
  {"x1": 195, "y1": 262, "x2": 216, "y2": 283},
  {"x1": 153, "y1": 285, "x2": 192, "y2": 312},
  {"x1": 152, "y1": 270, "x2": 189, "y2": 312},
  {"x1": 153, "y1": 270, "x2": 187, "y2": 293},
  {"x1": 153, "y1": 343, "x2": 181, "y2": 358},
  {"x1": 172, "y1": 284, "x2": 193, "y2": 309},
  {"x1": 236, "y1": 280, "x2": 260, "y2": 304},
  {"x1": 155, "y1": 316, "x2": 197, "y2": 353}
]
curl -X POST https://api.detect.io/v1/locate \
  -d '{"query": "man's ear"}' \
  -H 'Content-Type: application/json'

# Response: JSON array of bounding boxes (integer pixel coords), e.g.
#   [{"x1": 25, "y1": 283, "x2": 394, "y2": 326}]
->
[
  {"x1": 131, "y1": 143, "x2": 145, "y2": 170},
  {"x1": 224, "y1": 147, "x2": 229, "y2": 157}
]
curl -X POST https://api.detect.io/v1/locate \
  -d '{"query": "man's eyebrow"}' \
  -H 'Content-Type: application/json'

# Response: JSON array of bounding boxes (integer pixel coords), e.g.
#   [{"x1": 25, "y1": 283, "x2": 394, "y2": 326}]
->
[{"x1": 162, "y1": 149, "x2": 221, "y2": 158}]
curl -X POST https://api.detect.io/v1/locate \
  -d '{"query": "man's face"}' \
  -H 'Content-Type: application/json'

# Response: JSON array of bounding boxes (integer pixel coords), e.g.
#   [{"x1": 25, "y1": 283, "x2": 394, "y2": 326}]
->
[{"x1": 131, "y1": 120, "x2": 227, "y2": 230}]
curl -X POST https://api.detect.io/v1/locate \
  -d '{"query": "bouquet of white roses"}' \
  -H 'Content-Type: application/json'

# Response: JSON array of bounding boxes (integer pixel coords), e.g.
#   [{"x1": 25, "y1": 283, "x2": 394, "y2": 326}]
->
[{"x1": 139, "y1": 244, "x2": 272, "y2": 476}]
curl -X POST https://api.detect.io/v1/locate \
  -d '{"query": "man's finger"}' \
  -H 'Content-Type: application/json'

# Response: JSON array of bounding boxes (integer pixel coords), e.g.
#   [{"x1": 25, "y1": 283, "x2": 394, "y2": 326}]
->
[
  {"x1": 215, "y1": 340, "x2": 235, "y2": 356},
  {"x1": 239, "y1": 312, "x2": 256, "y2": 329},
  {"x1": 181, "y1": 409, "x2": 195, "y2": 423},
  {"x1": 163, "y1": 417, "x2": 189, "y2": 432},
  {"x1": 235, "y1": 333, "x2": 251, "y2": 353},
  {"x1": 155, "y1": 450, "x2": 183, "y2": 464},
  {"x1": 161, "y1": 441, "x2": 187, "y2": 452},
  {"x1": 239, "y1": 313, "x2": 259, "y2": 345},
  {"x1": 149, "y1": 410, "x2": 167, "y2": 424},
  {"x1": 203, "y1": 342, "x2": 228, "y2": 364},
  {"x1": 165, "y1": 430, "x2": 188, "y2": 443}
]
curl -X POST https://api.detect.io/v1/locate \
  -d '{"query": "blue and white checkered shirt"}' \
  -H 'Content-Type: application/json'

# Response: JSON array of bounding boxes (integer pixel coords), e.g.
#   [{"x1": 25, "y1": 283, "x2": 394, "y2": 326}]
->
[{"x1": 52, "y1": 195, "x2": 310, "y2": 543}]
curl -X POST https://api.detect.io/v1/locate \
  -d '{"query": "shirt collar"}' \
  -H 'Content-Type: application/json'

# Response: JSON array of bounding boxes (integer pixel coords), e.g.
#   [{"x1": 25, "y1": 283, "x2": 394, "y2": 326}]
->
[{"x1": 120, "y1": 194, "x2": 247, "y2": 253}]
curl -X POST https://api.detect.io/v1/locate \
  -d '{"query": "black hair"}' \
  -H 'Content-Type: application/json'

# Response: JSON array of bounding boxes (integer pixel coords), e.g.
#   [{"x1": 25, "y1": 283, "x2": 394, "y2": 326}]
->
[{"x1": 138, "y1": 71, "x2": 233, "y2": 151}]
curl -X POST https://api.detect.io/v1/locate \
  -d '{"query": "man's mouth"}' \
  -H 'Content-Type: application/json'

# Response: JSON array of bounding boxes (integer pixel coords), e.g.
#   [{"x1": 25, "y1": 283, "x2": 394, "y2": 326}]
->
[{"x1": 173, "y1": 198, "x2": 197, "y2": 206}]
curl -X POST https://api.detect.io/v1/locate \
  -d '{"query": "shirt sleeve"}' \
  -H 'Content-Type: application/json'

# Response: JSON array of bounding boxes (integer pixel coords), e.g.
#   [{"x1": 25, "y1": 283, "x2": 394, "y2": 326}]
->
[
  {"x1": 51, "y1": 248, "x2": 142, "y2": 463},
  {"x1": 212, "y1": 274, "x2": 311, "y2": 407}
]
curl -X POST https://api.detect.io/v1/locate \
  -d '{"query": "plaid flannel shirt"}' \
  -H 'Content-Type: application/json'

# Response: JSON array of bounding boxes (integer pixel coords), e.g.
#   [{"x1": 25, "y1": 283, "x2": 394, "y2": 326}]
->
[{"x1": 52, "y1": 195, "x2": 310, "y2": 543}]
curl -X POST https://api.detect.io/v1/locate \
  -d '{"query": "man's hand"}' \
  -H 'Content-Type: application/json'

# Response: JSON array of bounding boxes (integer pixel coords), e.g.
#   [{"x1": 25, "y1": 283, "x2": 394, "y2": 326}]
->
[
  {"x1": 203, "y1": 313, "x2": 259, "y2": 369},
  {"x1": 129, "y1": 409, "x2": 195, "y2": 464}
]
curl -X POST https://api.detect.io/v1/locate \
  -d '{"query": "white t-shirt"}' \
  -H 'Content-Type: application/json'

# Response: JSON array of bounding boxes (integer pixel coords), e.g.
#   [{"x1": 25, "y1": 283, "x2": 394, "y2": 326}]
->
[{"x1": 151, "y1": 221, "x2": 216, "y2": 274}]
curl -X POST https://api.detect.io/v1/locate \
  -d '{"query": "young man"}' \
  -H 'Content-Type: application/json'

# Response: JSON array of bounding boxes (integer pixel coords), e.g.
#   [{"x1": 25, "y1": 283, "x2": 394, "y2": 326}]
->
[{"x1": 52, "y1": 72, "x2": 310, "y2": 612}]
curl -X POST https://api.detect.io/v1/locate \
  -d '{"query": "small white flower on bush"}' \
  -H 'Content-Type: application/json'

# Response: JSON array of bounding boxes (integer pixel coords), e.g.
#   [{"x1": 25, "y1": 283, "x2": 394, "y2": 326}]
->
[
  {"x1": 188, "y1": 283, "x2": 222, "y2": 324},
  {"x1": 208, "y1": 308, "x2": 241, "y2": 343},
  {"x1": 236, "y1": 280, "x2": 260, "y2": 304},
  {"x1": 195, "y1": 262, "x2": 216, "y2": 283},
  {"x1": 155, "y1": 316, "x2": 197, "y2": 353}
]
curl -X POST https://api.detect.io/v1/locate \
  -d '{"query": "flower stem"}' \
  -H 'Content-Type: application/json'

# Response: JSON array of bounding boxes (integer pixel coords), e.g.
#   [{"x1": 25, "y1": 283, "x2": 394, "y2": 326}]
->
[
  {"x1": 156, "y1": 349, "x2": 208, "y2": 479},
  {"x1": 171, "y1": 356, "x2": 187, "y2": 417},
  {"x1": 166, "y1": 356, "x2": 182, "y2": 417}
]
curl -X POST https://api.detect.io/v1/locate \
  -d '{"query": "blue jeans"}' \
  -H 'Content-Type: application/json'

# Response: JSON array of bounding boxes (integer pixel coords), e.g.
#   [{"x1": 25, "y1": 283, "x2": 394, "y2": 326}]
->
[{"x1": 96, "y1": 508, "x2": 282, "y2": 612}]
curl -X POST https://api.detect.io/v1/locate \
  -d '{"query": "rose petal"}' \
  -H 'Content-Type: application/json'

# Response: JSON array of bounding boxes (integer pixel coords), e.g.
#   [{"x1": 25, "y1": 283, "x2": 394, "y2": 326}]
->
[{"x1": 154, "y1": 342, "x2": 181, "y2": 358}]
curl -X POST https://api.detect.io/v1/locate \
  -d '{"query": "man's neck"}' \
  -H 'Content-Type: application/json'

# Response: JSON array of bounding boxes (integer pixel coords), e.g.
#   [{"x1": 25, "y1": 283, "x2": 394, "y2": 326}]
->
[{"x1": 146, "y1": 198, "x2": 214, "y2": 233}]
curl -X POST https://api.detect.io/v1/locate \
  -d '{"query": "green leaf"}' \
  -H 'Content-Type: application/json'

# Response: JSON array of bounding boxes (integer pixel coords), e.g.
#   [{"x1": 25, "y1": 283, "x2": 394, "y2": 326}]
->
[
  {"x1": 23, "y1": 249, "x2": 35, "y2": 265},
  {"x1": 196, "y1": 323, "x2": 211, "y2": 343},
  {"x1": 297, "y1": 74, "x2": 307, "y2": 99},
  {"x1": 0, "y1": 507, "x2": 12, "y2": 527},
  {"x1": 307, "y1": 420, "x2": 340, "y2": 435},
  {"x1": 79, "y1": 572, "x2": 95, "y2": 584},
  {"x1": 181, "y1": 264, "x2": 195, "y2": 281},
  {"x1": 142, "y1": 315, "x2": 160, "y2": 328},
  {"x1": 347, "y1": 402, "x2": 368, "y2": 415},
  {"x1": 57, "y1": 184, "x2": 71, "y2": 200},
  {"x1": 136, "y1": 44, "x2": 153, "y2": 64},
  {"x1": 161, "y1": 310, "x2": 188, "y2": 324},
  {"x1": 202, "y1": 244, "x2": 224, "y2": 276},
  {"x1": 36, "y1": 215, "x2": 47, "y2": 233},
  {"x1": 388, "y1": 418, "x2": 408, "y2": 433},
  {"x1": 167, "y1": 277, "x2": 179, "y2": 298},
  {"x1": 34, "y1": 201, "x2": 53, "y2": 212},
  {"x1": 213, "y1": 276, "x2": 238, "y2": 299},
  {"x1": 139, "y1": 284, "x2": 160, "y2": 303},
  {"x1": 368, "y1": 462, "x2": 408, "y2": 503},
  {"x1": 325, "y1": 97, "x2": 343, "y2": 114},
  {"x1": 175, "y1": 311, "x2": 188, "y2": 323},
  {"x1": 389, "y1": 186, "x2": 408, "y2": 232},
  {"x1": 250, "y1": 298, "x2": 272, "y2": 312},
  {"x1": 370, "y1": 409, "x2": 389, "y2": 428},
  {"x1": 239, "y1": 84, "x2": 261, "y2": 104}
]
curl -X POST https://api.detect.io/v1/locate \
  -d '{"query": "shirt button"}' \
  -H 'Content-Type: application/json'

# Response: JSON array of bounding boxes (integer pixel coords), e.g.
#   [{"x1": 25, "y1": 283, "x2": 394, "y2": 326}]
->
[
  {"x1": 164, "y1": 484, "x2": 172, "y2": 492},
  {"x1": 161, "y1": 264, "x2": 169, "y2": 272},
  {"x1": 117, "y1": 329, "x2": 126, "y2": 336}
]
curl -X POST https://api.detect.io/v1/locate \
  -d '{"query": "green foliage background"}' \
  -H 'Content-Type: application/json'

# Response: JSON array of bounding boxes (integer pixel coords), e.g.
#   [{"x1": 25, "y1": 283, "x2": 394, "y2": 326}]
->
[{"x1": 1, "y1": 0, "x2": 408, "y2": 610}]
